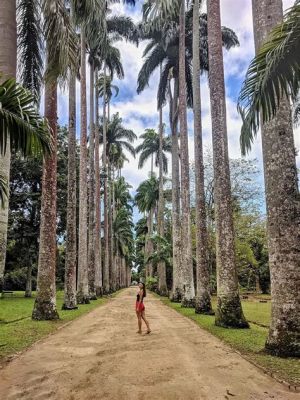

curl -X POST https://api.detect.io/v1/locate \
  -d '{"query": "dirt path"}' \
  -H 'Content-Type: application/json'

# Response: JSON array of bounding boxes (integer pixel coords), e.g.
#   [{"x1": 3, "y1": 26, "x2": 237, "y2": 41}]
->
[{"x1": 0, "y1": 288, "x2": 298, "y2": 400}]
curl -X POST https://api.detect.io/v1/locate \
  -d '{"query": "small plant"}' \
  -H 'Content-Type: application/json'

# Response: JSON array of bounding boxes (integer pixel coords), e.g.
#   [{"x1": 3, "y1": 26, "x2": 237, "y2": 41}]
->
[{"x1": 146, "y1": 276, "x2": 158, "y2": 292}]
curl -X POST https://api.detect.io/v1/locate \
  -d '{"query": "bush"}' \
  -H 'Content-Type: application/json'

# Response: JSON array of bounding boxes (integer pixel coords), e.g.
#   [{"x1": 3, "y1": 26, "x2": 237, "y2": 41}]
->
[
  {"x1": 146, "y1": 276, "x2": 158, "y2": 292},
  {"x1": 4, "y1": 267, "x2": 37, "y2": 291}
]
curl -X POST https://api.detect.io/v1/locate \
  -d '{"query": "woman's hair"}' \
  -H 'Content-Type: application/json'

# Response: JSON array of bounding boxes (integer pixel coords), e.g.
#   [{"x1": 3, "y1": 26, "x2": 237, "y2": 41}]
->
[{"x1": 140, "y1": 282, "x2": 146, "y2": 298}]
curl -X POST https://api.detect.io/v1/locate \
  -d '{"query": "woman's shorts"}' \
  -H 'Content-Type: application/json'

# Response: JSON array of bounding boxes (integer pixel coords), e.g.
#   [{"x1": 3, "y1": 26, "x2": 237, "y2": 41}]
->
[{"x1": 136, "y1": 302, "x2": 145, "y2": 312}]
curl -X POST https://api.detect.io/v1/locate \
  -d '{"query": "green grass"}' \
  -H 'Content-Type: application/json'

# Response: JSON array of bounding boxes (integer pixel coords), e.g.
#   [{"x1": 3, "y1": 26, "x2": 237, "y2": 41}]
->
[
  {"x1": 160, "y1": 296, "x2": 300, "y2": 387},
  {"x1": 0, "y1": 291, "x2": 112, "y2": 360}
]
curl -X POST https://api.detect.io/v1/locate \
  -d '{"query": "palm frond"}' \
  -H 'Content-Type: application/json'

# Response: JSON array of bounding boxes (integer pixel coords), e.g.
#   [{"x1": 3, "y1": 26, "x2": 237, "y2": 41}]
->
[
  {"x1": 137, "y1": 45, "x2": 166, "y2": 93},
  {"x1": 0, "y1": 174, "x2": 8, "y2": 209},
  {"x1": 0, "y1": 77, "x2": 52, "y2": 156},
  {"x1": 17, "y1": 0, "x2": 43, "y2": 101},
  {"x1": 237, "y1": 1, "x2": 300, "y2": 155},
  {"x1": 43, "y1": 0, "x2": 79, "y2": 82}
]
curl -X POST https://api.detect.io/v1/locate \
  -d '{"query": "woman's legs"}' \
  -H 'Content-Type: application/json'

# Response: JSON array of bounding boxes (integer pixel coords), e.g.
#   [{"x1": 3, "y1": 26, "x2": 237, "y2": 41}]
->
[
  {"x1": 136, "y1": 311, "x2": 142, "y2": 333},
  {"x1": 141, "y1": 311, "x2": 151, "y2": 332}
]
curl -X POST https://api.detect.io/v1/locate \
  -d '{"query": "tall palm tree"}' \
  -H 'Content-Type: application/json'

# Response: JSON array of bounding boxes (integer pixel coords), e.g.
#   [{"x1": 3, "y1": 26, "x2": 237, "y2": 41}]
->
[
  {"x1": 238, "y1": 0, "x2": 299, "y2": 357},
  {"x1": 178, "y1": 0, "x2": 194, "y2": 307},
  {"x1": 100, "y1": 113, "x2": 136, "y2": 290},
  {"x1": 33, "y1": 0, "x2": 78, "y2": 320},
  {"x1": 192, "y1": 0, "x2": 213, "y2": 315},
  {"x1": 207, "y1": 0, "x2": 248, "y2": 327},
  {"x1": 0, "y1": 0, "x2": 17, "y2": 292},
  {"x1": 63, "y1": 1, "x2": 77, "y2": 310},
  {"x1": 138, "y1": 4, "x2": 238, "y2": 302},
  {"x1": 135, "y1": 175, "x2": 159, "y2": 279},
  {"x1": 157, "y1": 93, "x2": 167, "y2": 295},
  {"x1": 136, "y1": 128, "x2": 171, "y2": 175},
  {"x1": 94, "y1": 66, "x2": 102, "y2": 297}
]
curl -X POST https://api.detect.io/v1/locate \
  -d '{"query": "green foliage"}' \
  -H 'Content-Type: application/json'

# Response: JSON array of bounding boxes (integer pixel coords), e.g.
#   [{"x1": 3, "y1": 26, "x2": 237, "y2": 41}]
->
[
  {"x1": 146, "y1": 276, "x2": 158, "y2": 292},
  {"x1": 237, "y1": 1, "x2": 300, "y2": 154},
  {"x1": 0, "y1": 76, "x2": 52, "y2": 157},
  {"x1": 5, "y1": 127, "x2": 74, "y2": 291},
  {"x1": 135, "y1": 128, "x2": 171, "y2": 173},
  {"x1": 17, "y1": 0, "x2": 43, "y2": 101}
]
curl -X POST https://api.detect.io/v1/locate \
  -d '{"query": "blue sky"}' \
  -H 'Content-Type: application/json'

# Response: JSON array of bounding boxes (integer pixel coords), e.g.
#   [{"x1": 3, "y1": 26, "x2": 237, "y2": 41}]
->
[{"x1": 56, "y1": 0, "x2": 299, "y2": 216}]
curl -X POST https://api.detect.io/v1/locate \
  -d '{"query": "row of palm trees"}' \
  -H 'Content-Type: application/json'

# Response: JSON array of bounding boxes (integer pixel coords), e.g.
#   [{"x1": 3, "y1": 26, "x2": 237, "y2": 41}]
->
[
  {"x1": 0, "y1": 0, "x2": 137, "y2": 317},
  {"x1": 139, "y1": 0, "x2": 299, "y2": 358},
  {"x1": 0, "y1": 0, "x2": 299, "y2": 358}
]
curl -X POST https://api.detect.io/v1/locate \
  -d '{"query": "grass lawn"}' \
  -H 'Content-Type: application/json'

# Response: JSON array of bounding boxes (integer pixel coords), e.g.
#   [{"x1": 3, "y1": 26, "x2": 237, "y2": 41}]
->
[
  {"x1": 0, "y1": 291, "x2": 112, "y2": 361},
  {"x1": 160, "y1": 295, "x2": 300, "y2": 387}
]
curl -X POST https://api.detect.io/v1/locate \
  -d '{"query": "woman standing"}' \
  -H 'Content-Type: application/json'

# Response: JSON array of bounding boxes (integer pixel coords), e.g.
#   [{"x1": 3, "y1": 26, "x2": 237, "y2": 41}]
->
[{"x1": 136, "y1": 282, "x2": 151, "y2": 334}]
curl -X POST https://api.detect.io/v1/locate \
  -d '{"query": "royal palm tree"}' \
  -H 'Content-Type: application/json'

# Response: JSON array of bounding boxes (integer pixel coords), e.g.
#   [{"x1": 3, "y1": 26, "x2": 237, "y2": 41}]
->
[
  {"x1": 238, "y1": 0, "x2": 300, "y2": 356},
  {"x1": 100, "y1": 113, "x2": 136, "y2": 290},
  {"x1": 138, "y1": 3, "x2": 238, "y2": 302},
  {"x1": 135, "y1": 176, "x2": 159, "y2": 279},
  {"x1": 0, "y1": 0, "x2": 17, "y2": 292},
  {"x1": 207, "y1": 0, "x2": 248, "y2": 327},
  {"x1": 178, "y1": 0, "x2": 195, "y2": 307},
  {"x1": 192, "y1": 0, "x2": 213, "y2": 315},
  {"x1": 33, "y1": 0, "x2": 78, "y2": 320},
  {"x1": 136, "y1": 128, "x2": 171, "y2": 175},
  {"x1": 63, "y1": 2, "x2": 78, "y2": 310}
]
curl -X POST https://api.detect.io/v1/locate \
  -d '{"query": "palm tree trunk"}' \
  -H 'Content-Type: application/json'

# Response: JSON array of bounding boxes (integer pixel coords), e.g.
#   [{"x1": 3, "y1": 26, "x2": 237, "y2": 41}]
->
[
  {"x1": 32, "y1": 79, "x2": 59, "y2": 320},
  {"x1": 63, "y1": 52, "x2": 77, "y2": 310},
  {"x1": 207, "y1": 0, "x2": 247, "y2": 327},
  {"x1": 112, "y1": 166, "x2": 117, "y2": 289},
  {"x1": 94, "y1": 67, "x2": 102, "y2": 297},
  {"x1": 145, "y1": 209, "x2": 154, "y2": 278},
  {"x1": 179, "y1": 0, "x2": 195, "y2": 307},
  {"x1": 102, "y1": 66, "x2": 110, "y2": 294},
  {"x1": 77, "y1": 31, "x2": 90, "y2": 304},
  {"x1": 252, "y1": 0, "x2": 300, "y2": 356},
  {"x1": 170, "y1": 78, "x2": 183, "y2": 302},
  {"x1": 157, "y1": 77, "x2": 167, "y2": 296},
  {"x1": 108, "y1": 160, "x2": 115, "y2": 291},
  {"x1": 193, "y1": 0, "x2": 213, "y2": 315},
  {"x1": 0, "y1": 0, "x2": 16, "y2": 291},
  {"x1": 88, "y1": 61, "x2": 96, "y2": 300}
]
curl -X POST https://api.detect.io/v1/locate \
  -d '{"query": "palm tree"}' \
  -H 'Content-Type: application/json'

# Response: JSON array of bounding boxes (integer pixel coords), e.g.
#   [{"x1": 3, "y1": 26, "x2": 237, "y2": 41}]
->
[
  {"x1": 0, "y1": 0, "x2": 17, "y2": 292},
  {"x1": 33, "y1": 0, "x2": 78, "y2": 320},
  {"x1": 138, "y1": 4, "x2": 238, "y2": 302},
  {"x1": 63, "y1": 2, "x2": 77, "y2": 310},
  {"x1": 238, "y1": 0, "x2": 300, "y2": 356},
  {"x1": 157, "y1": 90, "x2": 167, "y2": 295},
  {"x1": 135, "y1": 175, "x2": 159, "y2": 279},
  {"x1": 136, "y1": 128, "x2": 171, "y2": 175},
  {"x1": 192, "y1": 0, "x2": 213, "y2": 315},
  {"x1": 178, "y1": 0, "x2": 195, "y2": 307},
  {"x1": 101, "y1": 113, "x2": 136, "y2": 290},
  {"x1": 207, "y1": 0, "x2": 248, "y2": 328},
  {"x1": 94, "y1": 66, "x2": 102, "y2": 297}
]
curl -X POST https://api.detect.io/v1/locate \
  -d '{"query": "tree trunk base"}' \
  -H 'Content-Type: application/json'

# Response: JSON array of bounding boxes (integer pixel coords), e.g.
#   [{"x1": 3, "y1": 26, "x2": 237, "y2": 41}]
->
[
  {"x1": 181, "y1": 297, "x2": 195, "y2": 308},
  {"x1": 195, "y1": 295, "x2": 214, "y2": 315},
  {"x1": 61, "y1": 304, "x2": 78, "y2": 310},
  {"x1": 95, "y1": 287, "x2": 103, "y2": 297},
  {"x1": 24, "y1": 292, "x2": 32, "y2": 298},
  {"x1": 77, "y1": 293, "x2": 90, "y2": 304},
  {"x1": 158, "y1": 286, "x2": 168, "y2": 297},
  {"x1": 32, "y1": 299, "x2": 59, "y2": 321},
  {"x1": 170, "y1": 288, "x2": 183, "y2": 303},
  {"x1": 215, "y1": 294, "x2": 249, "y2": 328},
  {"x1": 89, "y1": 294, "x2": 97, "y2": 300},
  {"x1": 265, "y1": 329, "x2": 300, "y2": 358}
]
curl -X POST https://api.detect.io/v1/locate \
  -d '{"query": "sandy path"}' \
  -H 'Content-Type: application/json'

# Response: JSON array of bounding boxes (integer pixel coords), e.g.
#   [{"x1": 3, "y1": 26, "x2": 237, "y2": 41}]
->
[{"x1": 0, "y1": 288, "x2": 298, "y2": 400}]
